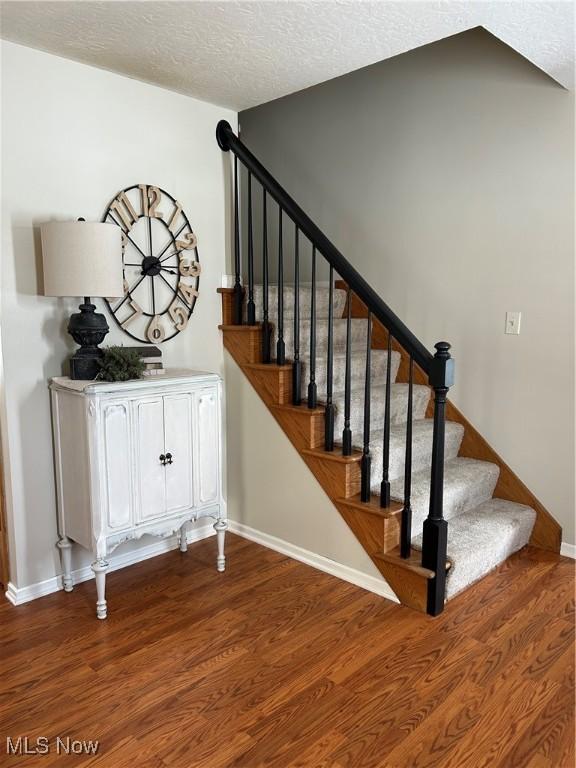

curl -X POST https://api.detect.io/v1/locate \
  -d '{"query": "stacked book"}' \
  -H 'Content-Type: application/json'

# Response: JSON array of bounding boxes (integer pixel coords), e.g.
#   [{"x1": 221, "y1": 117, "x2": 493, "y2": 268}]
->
[{"x1": 128, "y1": 346, "x2": 164, "y2": 376}]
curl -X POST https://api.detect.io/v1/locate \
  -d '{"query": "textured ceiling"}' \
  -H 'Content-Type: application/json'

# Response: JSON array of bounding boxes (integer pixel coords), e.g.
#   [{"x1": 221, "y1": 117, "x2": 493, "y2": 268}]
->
[{"x1": 0, "y1": 1, "x2": 573, "y2": 110}]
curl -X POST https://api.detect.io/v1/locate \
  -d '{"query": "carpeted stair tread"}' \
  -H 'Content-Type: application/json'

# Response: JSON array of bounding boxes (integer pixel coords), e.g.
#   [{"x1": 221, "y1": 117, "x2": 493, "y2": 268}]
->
[
  {"x1": 332, "y1": 383, "x2": 430, "y2": 435},
  {"x1": 301, "y1": 350, "x2": 401, "y2": 400},
  {"x1": 388, "y1": 457, "x2": 500, "y2": 536},
  {"x1": 412, "y1": 499, "x2": 537, "y2": 599},
  {"x1": 274, "y1": 318, "x2": 369, "y2": 359},
  {"x1": 251, "y1": 284, "x2": 348, "y2": 321},
  {"x1": 368, "y1": 420, "x2": 464, "y2": 487}
]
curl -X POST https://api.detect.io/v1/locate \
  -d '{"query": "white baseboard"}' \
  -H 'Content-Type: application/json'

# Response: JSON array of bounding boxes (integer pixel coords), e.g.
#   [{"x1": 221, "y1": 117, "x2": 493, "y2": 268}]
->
[
  {"x1": 5, "y1": 524, "x2": 215, "y2": 606},
  {"x1": 561, "y1": 542, "x2": 576, "y2": 559},
  {"x1": 228, "y1": 520, "x2": 399, "y2": 603}
]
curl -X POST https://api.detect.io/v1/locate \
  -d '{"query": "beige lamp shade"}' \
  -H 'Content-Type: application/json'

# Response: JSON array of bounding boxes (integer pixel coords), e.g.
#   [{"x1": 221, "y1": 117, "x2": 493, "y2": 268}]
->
[{"x1": 41, "y1": 221, "x2": 124, "y2": 298}]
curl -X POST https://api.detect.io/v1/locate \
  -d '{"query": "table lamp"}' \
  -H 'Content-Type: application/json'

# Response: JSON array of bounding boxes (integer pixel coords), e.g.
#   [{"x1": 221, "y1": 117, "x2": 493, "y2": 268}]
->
[{"x1": 41, "y1": 219, "x2": 123, "y2": 380}]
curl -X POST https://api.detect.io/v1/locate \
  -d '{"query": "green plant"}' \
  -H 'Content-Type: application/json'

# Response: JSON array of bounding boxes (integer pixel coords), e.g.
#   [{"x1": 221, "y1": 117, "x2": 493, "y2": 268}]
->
[{"x1": 97, "y1": 346, "x2": 146, "y2": 382}]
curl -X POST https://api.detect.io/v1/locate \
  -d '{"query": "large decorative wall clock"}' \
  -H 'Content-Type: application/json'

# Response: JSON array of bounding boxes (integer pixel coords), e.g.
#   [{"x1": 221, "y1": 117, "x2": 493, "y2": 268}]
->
[{"x1": 103, "y1": 184, "x2": 200, "y2": 343}]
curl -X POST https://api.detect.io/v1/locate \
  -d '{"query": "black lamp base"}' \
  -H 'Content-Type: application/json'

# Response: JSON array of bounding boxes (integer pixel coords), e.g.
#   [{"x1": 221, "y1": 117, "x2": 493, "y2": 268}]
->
[{"x1": 67, "y1": 298, "x2": 109, "y2": 381}]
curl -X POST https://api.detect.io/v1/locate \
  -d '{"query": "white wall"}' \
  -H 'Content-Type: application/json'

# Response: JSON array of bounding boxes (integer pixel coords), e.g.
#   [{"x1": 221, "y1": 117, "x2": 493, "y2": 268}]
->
[
  {"x1": 238, "y1": 29, "x2": 575, "y2": 550},
  {"x1": 1, "y1": 41, "x2": 237, "y2": 589}
]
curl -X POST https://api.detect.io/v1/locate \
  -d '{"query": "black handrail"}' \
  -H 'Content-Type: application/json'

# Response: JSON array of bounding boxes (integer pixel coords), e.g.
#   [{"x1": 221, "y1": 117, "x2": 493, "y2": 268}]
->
[{"x1": 217, "y1": 120, "x2": 433, "y2": 374}]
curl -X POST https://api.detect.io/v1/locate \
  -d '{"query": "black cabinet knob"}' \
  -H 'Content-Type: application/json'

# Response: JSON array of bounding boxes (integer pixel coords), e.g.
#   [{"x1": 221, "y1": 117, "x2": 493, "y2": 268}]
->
[
  {"x1": 159, "y1": 454, "x2": 166, "y2": 465},
  {"x1": 166, "y1": 452, "x2": 173, "y2": 464}
]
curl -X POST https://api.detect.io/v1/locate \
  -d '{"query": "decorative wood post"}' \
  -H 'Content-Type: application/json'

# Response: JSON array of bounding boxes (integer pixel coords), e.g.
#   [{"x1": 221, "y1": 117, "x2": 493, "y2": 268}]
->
[
  {"x1": 216, "y1": 120, "x2": 244, "y2": 325},
  {"x1": 421, "y1": 341, "x2": 454, "y2": 616}
]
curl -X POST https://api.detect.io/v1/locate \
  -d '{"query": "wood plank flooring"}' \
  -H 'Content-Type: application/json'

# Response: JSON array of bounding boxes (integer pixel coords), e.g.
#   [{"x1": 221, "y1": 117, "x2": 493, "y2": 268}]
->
[{"x1": 0, "y1": 535, "x2": 573, "y2": 767}]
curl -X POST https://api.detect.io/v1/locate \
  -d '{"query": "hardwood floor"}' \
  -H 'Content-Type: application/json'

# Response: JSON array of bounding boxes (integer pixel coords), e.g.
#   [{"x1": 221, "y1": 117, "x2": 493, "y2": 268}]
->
[{"x1": 1, "y1": 535, "x2": 573, "y2": 767}]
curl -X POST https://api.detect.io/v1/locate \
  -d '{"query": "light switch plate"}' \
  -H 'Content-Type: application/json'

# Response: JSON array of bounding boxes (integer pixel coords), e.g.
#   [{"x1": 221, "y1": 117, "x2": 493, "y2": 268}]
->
[{"x1": 505, "y1": 311, "x2": 521, "y2": 335}]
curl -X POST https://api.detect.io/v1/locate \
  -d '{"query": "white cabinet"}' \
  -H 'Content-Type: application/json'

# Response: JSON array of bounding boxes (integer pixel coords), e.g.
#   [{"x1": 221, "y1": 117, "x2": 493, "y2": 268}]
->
[{"x1": 50, "y1": 370, "x2": 226, "y2": 619}]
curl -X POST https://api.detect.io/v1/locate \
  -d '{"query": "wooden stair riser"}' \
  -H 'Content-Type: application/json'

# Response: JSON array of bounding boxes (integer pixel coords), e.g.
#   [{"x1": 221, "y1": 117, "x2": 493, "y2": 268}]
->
[
  {"x1": 336, "y1": 497, "x2": 404, "y2": 554},
  {"x1": 302, "y1": 453, "x2": 361, "y2": 500},
  {"x1": 217, "y1": 287, "x2": 243, "y2": 326},
  {"x1": 271, "y1": 405, "x2": 325, "y2": 451},
  {"x1": 243, "y1": 365, "x2": 293, "y2": 406},
  {"x1": 336, "y1": 505, "x2": 385, "y2": 554},
  {"x1": 221, "y1": 326, "x2": 262, "y2": 365},
  {"x1": 374, "y1": 557, "x2": 430, "y2": 613}
]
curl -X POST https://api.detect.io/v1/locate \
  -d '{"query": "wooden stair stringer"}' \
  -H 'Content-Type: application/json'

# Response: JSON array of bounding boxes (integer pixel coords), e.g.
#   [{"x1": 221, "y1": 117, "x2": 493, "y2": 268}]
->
[
  {"x1": 219, "y1": 290, "x2": 437, "y2": 612},
  {"x1": 337, "y1": 281, "x2": 562, "y2": 553}
]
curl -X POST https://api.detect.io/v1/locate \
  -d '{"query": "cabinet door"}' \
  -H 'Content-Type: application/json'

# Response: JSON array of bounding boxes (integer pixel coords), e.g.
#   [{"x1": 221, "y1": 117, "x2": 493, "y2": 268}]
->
[
  {"x1": 196, "y1": 387, "x2": 220, "y2": 506},
  {"x1": 102, "y1": 401, "x2": 132, "y2": 531},
  {"x1": 135, "y1": 397, "x2": 166, "y2": 522},
  {"x1": 164, "y1": 394, "x2": 194, "y2": 514}
]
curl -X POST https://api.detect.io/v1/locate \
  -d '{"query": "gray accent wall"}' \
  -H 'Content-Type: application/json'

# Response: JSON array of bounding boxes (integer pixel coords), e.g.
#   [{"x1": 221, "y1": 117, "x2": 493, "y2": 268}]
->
[{"x1": 235, "y1": 28, "x2": 575, "y2": 546}]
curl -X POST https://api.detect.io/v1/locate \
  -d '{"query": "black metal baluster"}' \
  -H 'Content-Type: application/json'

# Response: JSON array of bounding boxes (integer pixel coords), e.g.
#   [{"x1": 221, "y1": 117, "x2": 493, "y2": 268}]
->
[
  {"x1": 232, "y1": 154, "x2": 243, "y2": 325},
  {"x1": 292, "y1": 226, "x2": 301, "y2": 405},
  {"x1": 400, "y1": 357, "x2": 414, "y2": 557},
  {"x1": 380, "y1": 333, "x2": 392, "y2": 507},
  {"x1": 276, "y1": 207, "x2": 285, "y2": 365},
  {"x1": 360, "y1": 311, "x2": 372, "y2": 501},
  {"x1": 307, "y1": 246, "x2": 317, "y2": 408},
  {"x1": 261, "y1": 189, "x2": 271, "y2": 362},
  {"x1": 421, "y1": 342, "x2": 454, "y2": 616},
  {"x1": 342, "y1": 287, "x2": 352, "y2": 456},
  {"x1": 324, "y1": 266, "x2": 335, "y2": 451},
  {"x1": 246, "y1": 172, "x2": 256, "y2": 325}
]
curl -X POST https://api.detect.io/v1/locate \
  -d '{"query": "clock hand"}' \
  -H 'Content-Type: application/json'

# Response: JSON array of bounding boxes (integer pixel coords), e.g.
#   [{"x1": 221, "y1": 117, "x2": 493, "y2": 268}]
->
[
  {"x1": 160, "y1": 267, "x2": 177, "y2": 275},
  {"x1": 151, "y1": 273, "x2": 156, "y2": 315}
]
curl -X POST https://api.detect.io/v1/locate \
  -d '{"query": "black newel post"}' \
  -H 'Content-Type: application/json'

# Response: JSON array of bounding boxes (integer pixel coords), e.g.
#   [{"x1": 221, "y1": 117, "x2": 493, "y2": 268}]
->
[
  {"x1": 421, "y1": 341, "x2": 454, "y2": 616},
  {"x1": 215, "y1": 119, "x2": 243, "y2": 325}
]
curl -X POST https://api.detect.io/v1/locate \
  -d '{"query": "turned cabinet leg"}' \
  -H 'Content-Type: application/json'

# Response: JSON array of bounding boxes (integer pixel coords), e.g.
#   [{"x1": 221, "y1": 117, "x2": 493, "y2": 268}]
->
[
  {"x1": 91, "y1": 559, "x2": 109, "y2": 620},
  {"x1": 214, "y1": 519, "x2": 227, "y2": 573},
  {"x1": 179, "y1": 522, "x2": 188, "y2": 553},
  {"x1": 57, "y1": 536, "x2": 73, "y2": 592}
]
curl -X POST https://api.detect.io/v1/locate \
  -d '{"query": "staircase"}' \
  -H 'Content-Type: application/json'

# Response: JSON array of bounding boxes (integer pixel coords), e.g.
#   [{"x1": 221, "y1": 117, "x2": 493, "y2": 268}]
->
[{"x1": 216, "y1": 120, "x2": 561, "y2": 616}]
